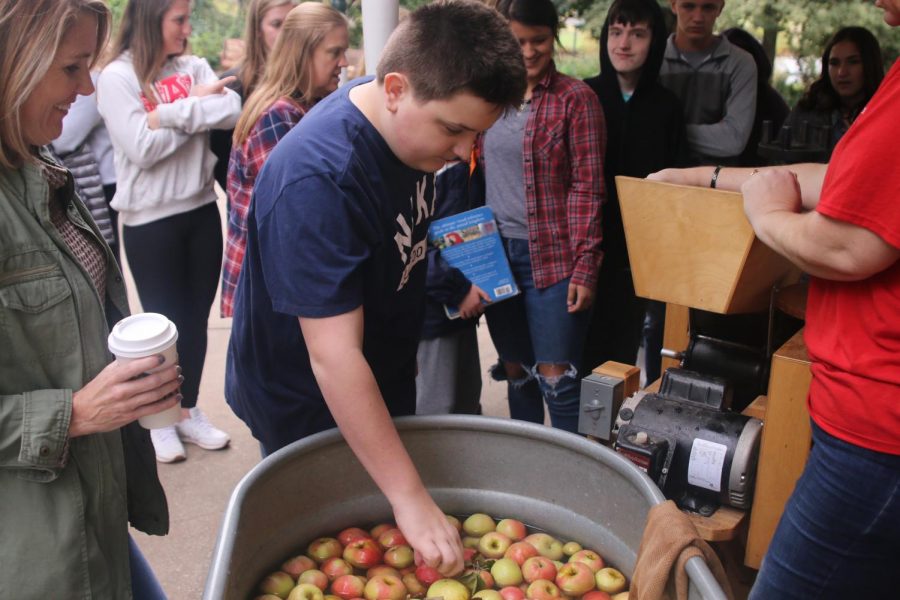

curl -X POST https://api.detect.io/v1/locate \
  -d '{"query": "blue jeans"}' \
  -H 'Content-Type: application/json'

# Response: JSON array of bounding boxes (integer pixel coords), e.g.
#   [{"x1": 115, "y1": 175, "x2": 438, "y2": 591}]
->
[
  {"x1": 749, "y1": 421, "x2": 900, "y2": 599},
  {"x1": 485, "y1": 238, "x2": 591, "y2": 433},
  {"x1": 129, "y1": 535, "x2": 167, "y2": 599}
]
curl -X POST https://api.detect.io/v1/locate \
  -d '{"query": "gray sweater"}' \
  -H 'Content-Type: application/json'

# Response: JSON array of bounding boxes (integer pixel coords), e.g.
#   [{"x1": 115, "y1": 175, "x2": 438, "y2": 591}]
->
[{"x1": 659, "y1": 35, "x2": 757, "y2": 164}]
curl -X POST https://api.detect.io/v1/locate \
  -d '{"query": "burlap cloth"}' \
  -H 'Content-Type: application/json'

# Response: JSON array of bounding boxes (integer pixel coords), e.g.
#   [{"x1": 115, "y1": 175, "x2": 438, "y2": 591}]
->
[{"x1": 630, "y1": 500, "x2": 734, "y2": 600}]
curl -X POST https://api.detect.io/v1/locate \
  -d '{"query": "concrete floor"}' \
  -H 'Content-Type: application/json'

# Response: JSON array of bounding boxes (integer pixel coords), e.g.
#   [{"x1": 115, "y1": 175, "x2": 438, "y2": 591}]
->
[{"x1": 126, "y1": 196, "x2": 514, "y2": 599}]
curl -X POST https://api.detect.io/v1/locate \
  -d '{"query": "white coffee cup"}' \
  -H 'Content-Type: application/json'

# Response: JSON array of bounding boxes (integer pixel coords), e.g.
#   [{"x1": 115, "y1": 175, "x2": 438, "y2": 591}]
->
[{"x1": 108, "y1": 313, "x2": 180, "y2": 429}]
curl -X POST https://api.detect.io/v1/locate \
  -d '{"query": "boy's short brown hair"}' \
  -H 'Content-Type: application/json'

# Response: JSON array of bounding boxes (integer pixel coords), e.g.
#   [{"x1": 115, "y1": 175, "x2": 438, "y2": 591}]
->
[{"x1": 377, "y1": 0, "x2": 526, "y2": 110}]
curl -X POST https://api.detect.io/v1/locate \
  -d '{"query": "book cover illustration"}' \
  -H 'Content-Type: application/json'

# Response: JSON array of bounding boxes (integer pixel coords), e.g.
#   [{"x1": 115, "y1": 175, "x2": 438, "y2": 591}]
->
[{"x1": 427, "y1": 206, "x2": 519, "y2": 319}]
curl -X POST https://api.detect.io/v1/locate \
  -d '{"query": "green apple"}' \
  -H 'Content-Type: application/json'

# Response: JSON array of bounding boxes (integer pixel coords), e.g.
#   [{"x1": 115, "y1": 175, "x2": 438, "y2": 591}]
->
[
  {"x1": 490, "y1": 558, "x2": 523, "y2": 587},
  {"x1": 287, "y1": 583, "x2": 325, "y2": 600},
  {"x1": 462, "y1": 536, "x2": 482, "y2": 549},
  {"x1": 562, "y1": 542, "x2": 582, "y2": 556},
  {"x1": 595, "y1": 568, "x2": 626, "y2": 594},
  {"x1": 478, "y1": 531, "x2": 512, "y2": 559},
  {"x1": 524, "y1": 533, "x2": 564, "y2": 561},
  {"x1": 427, "y1": 579, "x2": 471, "y2": 600},
  {"x1": 463, "y1": 513, "x2": 496, "y2": 537},
  {"x1": 473, "y1": 591, "x2": 503, "y2": 600},
  {"x1": 259, "y1": 571, "x2": 295, "y2": 599}
]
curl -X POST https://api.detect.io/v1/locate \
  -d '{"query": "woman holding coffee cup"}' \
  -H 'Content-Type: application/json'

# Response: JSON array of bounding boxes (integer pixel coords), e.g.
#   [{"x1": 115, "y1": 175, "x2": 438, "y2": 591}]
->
[
  {"x1": 99, "y1": 0, "x2": 239, "y2": 462},
  {"x1": 0, "y1": 1, "x2": 182, "y2": 597}
]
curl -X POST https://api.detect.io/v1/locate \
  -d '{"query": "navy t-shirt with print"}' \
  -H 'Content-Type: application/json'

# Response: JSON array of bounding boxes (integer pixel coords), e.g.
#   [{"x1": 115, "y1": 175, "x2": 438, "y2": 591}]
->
[{"x1": 226, "y1": 77, "x2": 435, "y2": 453}]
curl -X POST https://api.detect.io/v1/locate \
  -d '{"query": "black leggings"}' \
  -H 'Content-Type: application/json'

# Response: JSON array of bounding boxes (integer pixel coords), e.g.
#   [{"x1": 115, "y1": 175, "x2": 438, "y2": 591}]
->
[{"x1": 123, "y1": 203, "x2": 223, "y2": 408}]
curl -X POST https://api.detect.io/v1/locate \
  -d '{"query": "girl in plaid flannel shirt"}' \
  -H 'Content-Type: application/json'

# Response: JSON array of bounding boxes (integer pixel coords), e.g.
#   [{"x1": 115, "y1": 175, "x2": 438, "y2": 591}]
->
[
  {"x1": 482, "y1": 0, "x2": 605, "y2": 433},
  {"x1": 221, "y1": 3, "x2": 349, "y2": 317}
]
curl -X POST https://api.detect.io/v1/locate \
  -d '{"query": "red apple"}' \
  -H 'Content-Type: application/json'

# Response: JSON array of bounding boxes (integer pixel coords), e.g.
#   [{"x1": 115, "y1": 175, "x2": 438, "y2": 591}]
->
[
  {"x1": 288, "y1": 583, "x2": 326, "y2": 600},
  {"x1": 259, "y1": 571, "x2": 295, "y2": 598},
  {"x1": 284, "y1": 555, "x2": 318, "y2": 579},
  {"x1": 490, "y1": 557, "x2": 523, "y2": 587},
  {"x1": 525, "y1": 579, "x2": 562, "y2": 600},
  {"x1": 370, "y1": 523, "x2": 395, "y2": 539},
  {"x1": 330, "y1": 575, "x2": 366, "y2": 600},
  {"x1": 298, "y1": 570, "x2": 329, "y2": 591},
  {"x1": 524, "y1": 533, "x2": 564, "y2": 561},
  {"x1": 594, "y1": 568, "x2": 626, "y2": 594},
  {"x1": 343, "y1": 539, "x2": 383, "y2": 570},
  {"x1": 426, "y1": 579, "x2": 470, "y2": 600},
  {"x1": 475, "y1": 569, "x2": 494, "y2": 589},
  {"x1": 495, "y1": 519, "x2": 527, "y2": 542},
  {"x1": 498, "y1": 586, "x2": 525, "y2": 600},
  {"x1": 402, "y1": 573, "x2": 427, "y2": 598},
  {"x1": 364, "y1": 574, "x2": 407, "y2": 600},
  {"x1": 337, "y1": 527, "x2": 371, "y2": 546},
  {"x1": 521, "y1": 557, "x2": 557, "y2": 584},
  {"x1": 478, "y1": 531, "x2": 512, "y2": 559},
  {"x1": 568, "y1": 550, "x2": 605, "y2": 573},
  {"x1": 463, "y1": 513, "x2": 496, "y2": 537},
  {"x1": 414, "y1": 565, "x2": 442, "y2": 586},
  {"x1": 367, "y1": 566, "x2": 401, "y2": 580},
  {"x1": 321, "y1": 557, "x2": 353, "y2": 580},
  {"x1": 384, "y1": 545, "x2": 414, "y2": 569},
  {"x1": 582, "y1": 592, "x2": 612, "y2": 600},
  {"x1": 463, "y1": 548, "x2": 478, "y2": 563},
  {"x1": 555, "y1": 562, "x2": 594, "y2": 596},
  {"x1": 377, "y1": 528, "x2": 409, "y2": 550},
  {"x1": 504, "y1": 541, "x2": 539, "y2": 566}
]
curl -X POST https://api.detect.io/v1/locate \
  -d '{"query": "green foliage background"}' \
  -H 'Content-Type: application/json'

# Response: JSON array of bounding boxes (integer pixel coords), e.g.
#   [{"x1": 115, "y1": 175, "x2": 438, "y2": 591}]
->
[{"x1": 104, "y1": 0, "x2": 898, "y2": 102}]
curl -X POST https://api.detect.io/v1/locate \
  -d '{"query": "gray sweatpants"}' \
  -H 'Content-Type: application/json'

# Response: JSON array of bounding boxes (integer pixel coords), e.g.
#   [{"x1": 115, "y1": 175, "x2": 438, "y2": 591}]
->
[{"x1": 415, "y1": 326, "x2": 482, "y2": 415}]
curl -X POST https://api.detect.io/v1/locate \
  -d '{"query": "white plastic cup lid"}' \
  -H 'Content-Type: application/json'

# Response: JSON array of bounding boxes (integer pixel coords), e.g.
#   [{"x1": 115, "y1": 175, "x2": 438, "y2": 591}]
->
[{"x1": 108, "y1": 313, "x2": 178, "y2": 358}]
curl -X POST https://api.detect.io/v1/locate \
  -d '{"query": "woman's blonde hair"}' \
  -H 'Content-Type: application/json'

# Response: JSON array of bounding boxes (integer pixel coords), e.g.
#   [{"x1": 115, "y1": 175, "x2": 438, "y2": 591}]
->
[
  {"x1": 0, "y1": 0, "x2": 110, "y2": 168},
  {"x1": 239, "y1": 0, "x2": 296, "y2": 98},
  {"x1": 233, "y1": 2, "x2": 346, "y2": 146},
  {"x1": 109, "y1": 0, "x2": 183, "y2": 106}
]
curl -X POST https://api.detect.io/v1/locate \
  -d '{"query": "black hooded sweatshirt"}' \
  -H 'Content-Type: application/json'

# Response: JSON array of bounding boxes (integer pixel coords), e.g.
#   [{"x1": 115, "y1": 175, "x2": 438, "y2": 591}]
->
[{"x1": 584, "y1": 0, "x2": 688, "y2": 270}]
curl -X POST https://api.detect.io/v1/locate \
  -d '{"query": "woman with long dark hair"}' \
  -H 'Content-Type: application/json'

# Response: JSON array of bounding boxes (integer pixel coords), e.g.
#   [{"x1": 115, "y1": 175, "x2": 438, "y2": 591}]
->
[{"x1": 781, "y1": 26, "x2": 884, "y2": 160}]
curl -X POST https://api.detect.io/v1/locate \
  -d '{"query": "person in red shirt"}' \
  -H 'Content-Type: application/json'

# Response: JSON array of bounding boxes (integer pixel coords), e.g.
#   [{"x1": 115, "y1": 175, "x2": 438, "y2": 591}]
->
[
  {"x1": 649, "y1": 3, "x2": 900, "y2": 596},
  {"x1": 479, "y1": 0, "x2": 604, "y2": 434}
]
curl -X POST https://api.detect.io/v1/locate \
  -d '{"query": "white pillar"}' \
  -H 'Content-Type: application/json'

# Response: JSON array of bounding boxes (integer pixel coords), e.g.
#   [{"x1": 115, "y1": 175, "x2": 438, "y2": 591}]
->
[{"x1": 361, "y1": 0, "x2": 399, "y2": 75}]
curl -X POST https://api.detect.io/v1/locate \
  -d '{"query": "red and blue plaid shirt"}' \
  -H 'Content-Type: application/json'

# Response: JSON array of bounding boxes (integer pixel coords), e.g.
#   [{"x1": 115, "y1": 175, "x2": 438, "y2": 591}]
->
[
  {"x1": 480, "y1": 64, "x2": 606, "y2": 289},
  {"x1": 220, "y1": 97, "x2": 308, "y2": 317}
]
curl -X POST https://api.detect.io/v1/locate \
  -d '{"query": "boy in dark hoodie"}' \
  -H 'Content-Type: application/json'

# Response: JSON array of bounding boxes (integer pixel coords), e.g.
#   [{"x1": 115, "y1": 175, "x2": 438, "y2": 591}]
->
[{"x1": 581, "y1": 0, "x2": 688, "y2": 383}]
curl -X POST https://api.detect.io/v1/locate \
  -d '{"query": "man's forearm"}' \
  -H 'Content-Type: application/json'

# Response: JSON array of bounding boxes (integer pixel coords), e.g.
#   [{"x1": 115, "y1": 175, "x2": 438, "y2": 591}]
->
[{"x1": 312, "y1": 347, "x2": 427, "y2": 505}]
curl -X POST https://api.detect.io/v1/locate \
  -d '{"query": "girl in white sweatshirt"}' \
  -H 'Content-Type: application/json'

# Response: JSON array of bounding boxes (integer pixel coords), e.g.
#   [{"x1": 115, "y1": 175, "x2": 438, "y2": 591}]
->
[{"x1": 98, "y1": 0, "x2": 240, "y2": 464}]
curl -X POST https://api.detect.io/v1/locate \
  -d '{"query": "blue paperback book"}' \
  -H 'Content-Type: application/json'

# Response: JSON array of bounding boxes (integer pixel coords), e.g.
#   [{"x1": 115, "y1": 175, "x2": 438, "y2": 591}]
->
[{"x1": 427, "y1": 206, "x2": 519, "y2": 319}]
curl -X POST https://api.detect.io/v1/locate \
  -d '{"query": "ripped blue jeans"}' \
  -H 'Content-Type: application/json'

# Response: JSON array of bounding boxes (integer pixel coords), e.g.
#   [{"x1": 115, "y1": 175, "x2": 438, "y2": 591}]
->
[{"x1": 484, "y1": 238, "x2": 592, "y2": 433}]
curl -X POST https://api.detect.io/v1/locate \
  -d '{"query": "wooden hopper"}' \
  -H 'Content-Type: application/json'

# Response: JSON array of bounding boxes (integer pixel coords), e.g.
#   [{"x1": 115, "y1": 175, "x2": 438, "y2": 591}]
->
[{"x1": 616, "y1": 176, "x2": 799, "y2": 314}]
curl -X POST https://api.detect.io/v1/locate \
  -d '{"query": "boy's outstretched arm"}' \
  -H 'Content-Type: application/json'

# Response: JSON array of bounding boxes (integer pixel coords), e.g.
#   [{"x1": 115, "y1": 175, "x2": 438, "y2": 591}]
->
[{"x1": 299, "y1": 307, "x2": 464, "y2": 576}]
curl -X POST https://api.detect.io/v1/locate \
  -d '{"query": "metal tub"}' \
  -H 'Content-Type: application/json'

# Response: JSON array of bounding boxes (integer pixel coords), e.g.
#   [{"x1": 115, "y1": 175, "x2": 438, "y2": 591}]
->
[{"x1": 205, "y1": 416, "x2": 726, "y2": 600}]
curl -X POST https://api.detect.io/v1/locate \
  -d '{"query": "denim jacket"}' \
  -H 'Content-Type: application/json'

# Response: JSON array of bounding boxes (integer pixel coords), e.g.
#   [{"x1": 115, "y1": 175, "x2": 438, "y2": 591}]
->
[{"x1": 0, "y1": 152, "x2": 167, "y2": 598}]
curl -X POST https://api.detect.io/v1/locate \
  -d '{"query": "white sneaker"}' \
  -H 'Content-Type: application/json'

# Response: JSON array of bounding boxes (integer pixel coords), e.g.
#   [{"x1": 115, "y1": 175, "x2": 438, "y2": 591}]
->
[
  {"x1": 176, "y1": 407, "x2": 231, "y2": 450},
  {"x1": 150, "y1": 426, "x2": 186, "y2": 463}
]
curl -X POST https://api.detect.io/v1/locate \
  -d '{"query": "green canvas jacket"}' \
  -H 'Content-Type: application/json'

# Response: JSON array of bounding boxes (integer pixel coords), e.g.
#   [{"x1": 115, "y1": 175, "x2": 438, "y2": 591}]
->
[{"x1": 0, "y1": 153, "x2": 168, "y2": 598}]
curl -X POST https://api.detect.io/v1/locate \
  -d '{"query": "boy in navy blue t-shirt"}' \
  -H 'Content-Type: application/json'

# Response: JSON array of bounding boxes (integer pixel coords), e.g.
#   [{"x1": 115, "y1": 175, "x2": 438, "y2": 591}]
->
[{"x1": 226, "y1": 0, "x2": 525, "y2": 577}]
